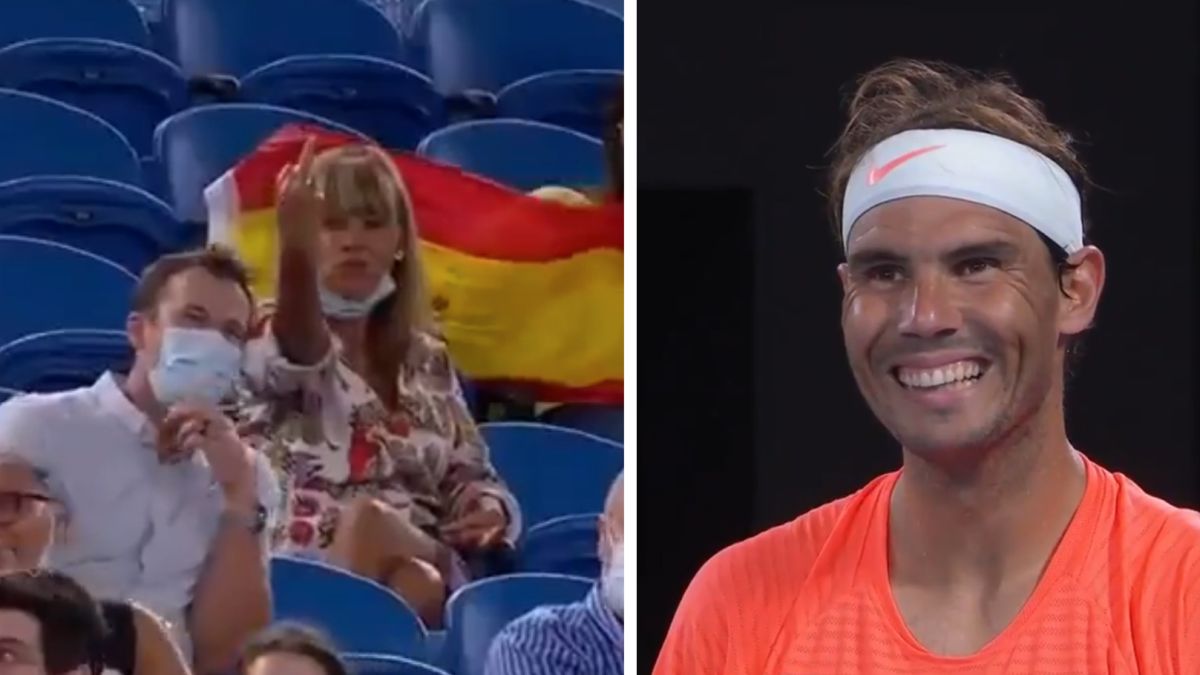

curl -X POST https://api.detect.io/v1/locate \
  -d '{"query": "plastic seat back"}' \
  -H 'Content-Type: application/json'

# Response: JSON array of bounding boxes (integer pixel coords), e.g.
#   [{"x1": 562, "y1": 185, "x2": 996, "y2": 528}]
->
[
  {"x1": 496, "y1": 69, "x2": 621, "y2": 139},
  {"x1": 0, "y1": 38, "x2": 187, "y2": 156},
  {"x1": 0, "y1": 175, "x2": 183, "y2": 275},
  {"x1": 417, "y1": 119, "x2": 604, "y2": 191},
  {"x1": 408, "y1": 0, "x2": 622, "y2": 97},
  {"x1": 0, "y1": 0, "x2": 149, "y2": 49},
  {"x1": 0, "y1": 89, "x2": 141, "y2": 186},
  {"x1": 270, "y1": 555, "x2": 428, "y2": 658},
  {"x1": 444, "y1": 573, "x2": 592, "y2": 675},
  {"x1": 153, "y1": 103, "x2": 364, "y2": 222},
  {"x1": 519, "y1": 513, "x2": 602, "y2": 578},
  {"x1": 480, "y1": 422, "x2": 623, "y2": 528},
  {"x1": 0, "y1": 235, "x2": 136, "y2": 345},
  {"x1": 0, "y1": 330, "x2": 132, "y2": 393},
  {"x1": 163, "y1": 0, "x2": 402, "y2": 77},
  {"x1": 240, "y1": 55, "x2": 445, "y2": 151}
]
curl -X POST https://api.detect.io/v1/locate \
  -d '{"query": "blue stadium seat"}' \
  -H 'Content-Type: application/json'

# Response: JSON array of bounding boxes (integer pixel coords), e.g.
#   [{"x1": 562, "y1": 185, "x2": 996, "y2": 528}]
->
[
  {"x1": 408, "y1": 0, "x2": 623, "y2": 98},
  {"x1": 240, "y1": 55, "x2": 446, "y2": 151},
  {"x1": 538, "y1": 404, "x2": 624, "y2": 442},
  {"x1": 417, "y1": 120, "x2": 605, "y2": 192},
  {"x1": 444, "y1": 573, "x2": 592, "y2": 675},
  {"x1": 343, "y1": 654, "x2": 451, "y2": 675},
  {"x1": 519, "y1": 513, "x2": 602, "y2": 579},
  {"x1": 162, "y1": 0, "x2": 403, "y2": 78},
  {"x1": 0, "y1": 176, "x2": 184, "y2": 276},
  {"x1": 270, "y1": 555, "x2": 428, "y2": 659},
  {"x1": 496, "y1": 69, "x2": 621, "y2": 139},
  {"x1": 578, "y1": 0, "x2": 623, "y2": 17},
  {"x1": 0, "y1": 39, "x2": 187, "y2": 156},
  {"x1": 0, "y1": 330, "x2": 132, "y2": 394},
  {"x1": 479, "y1": 422, "x2": 622, "y2": 528},
  {"x1": 0, "y1": 0, "x2": 149, "y2": 49},
  {"x1": 0, "y1": 90, "x2": 141, "y2": 186},
  {"x1": 0, "y1": 235, "x2": 136, "y2": 345},
  {"x1": 152, "y1": 104, "x2": 365, "y2": 223}
]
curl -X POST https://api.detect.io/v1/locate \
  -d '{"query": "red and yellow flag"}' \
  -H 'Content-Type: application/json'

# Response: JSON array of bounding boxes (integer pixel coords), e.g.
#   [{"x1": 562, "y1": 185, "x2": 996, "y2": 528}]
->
[{"x1": 205, "y1": 124, "x2": 622, "y2": 404}]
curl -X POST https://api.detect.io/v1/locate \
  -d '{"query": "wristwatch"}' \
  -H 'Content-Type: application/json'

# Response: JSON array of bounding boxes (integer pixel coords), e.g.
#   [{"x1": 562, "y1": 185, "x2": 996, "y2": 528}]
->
[{"x1": 223, "y1": 502, "x2": 268, "y2": 536}]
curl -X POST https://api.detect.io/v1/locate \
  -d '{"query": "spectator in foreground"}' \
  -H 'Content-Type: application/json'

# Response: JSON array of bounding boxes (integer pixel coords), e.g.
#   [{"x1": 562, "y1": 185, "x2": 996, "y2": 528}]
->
[
  {"x1": 0, "y1": 454, "x2": 189, "y2": 675},
  {"x1": 238, "y1": 623, "x2": 347, "y2": 675},
  {"x1": 0, "y1": 246, "x2": 280, "y2": 674},
  {"x1": 0, "y1": 569, "x2": 108, "y2": 675},
  {"x1": 236, "y1": 137, "x2": 519, "y2": 628},
  {"x1": 484, "y1": 471, "x2": 624, "y2": 675}
]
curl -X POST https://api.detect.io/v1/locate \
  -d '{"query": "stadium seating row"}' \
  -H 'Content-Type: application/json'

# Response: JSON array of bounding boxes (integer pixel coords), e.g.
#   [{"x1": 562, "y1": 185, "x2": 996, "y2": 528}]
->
[
  {"x1": 272, "y1": 555, "x2": 595, "y2": 674},
  {"x1": 0, "y1": 93, "x2": 606, "y2": 273},
  {"x1": 0, "y1": 0, "x2": 621, "y2": 152}
]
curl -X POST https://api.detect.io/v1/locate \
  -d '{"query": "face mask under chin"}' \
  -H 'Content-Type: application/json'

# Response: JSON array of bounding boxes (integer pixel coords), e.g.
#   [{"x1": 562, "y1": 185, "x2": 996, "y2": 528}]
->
[{"x1": 319, "y1": 273, "x2": 397, "y2": 320}]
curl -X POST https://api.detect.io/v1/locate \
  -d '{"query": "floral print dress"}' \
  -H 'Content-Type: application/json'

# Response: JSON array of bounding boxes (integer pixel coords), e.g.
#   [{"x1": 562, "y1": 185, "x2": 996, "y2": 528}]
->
[{"x1": 236, "y1": 314, "x2": 520, "y2": 586}]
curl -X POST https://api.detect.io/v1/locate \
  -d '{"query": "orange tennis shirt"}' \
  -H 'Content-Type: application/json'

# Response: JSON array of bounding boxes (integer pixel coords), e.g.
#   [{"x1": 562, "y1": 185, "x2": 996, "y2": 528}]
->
[{"x1": 654, "y1": 454, "x2": 1200, "y2": 674}]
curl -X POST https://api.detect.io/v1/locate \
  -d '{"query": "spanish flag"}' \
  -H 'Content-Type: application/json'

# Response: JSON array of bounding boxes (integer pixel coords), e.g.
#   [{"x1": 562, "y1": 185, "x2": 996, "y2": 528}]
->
[{"x1": 205, "y1": 124, "x2": 622, "y2": 404}]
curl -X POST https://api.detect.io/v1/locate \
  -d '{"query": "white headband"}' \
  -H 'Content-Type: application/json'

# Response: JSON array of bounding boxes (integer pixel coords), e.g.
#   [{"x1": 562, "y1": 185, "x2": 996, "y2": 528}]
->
[{"x1": 841, "y1": 128, "x2": 1083, "y2": 254}]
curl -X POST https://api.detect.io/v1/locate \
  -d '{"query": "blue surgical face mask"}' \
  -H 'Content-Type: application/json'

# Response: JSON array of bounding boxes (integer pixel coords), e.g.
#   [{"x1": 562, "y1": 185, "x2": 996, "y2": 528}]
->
[
  {"x1": 601, "y1": 540, "x2": 624, "y2": 618},
  {"x1": 319, "y1": 273, "x2": 397, "y2": 319},
  {"x1": 148, "y1": 327, "x2": 243, "y2": 406}
]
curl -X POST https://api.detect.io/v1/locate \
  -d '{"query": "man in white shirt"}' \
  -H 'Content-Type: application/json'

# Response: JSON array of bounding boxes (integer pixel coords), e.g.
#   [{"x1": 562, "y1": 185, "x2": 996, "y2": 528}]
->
[{"x1": 0, "y1": 245, "x2": 279, "y2": 674}]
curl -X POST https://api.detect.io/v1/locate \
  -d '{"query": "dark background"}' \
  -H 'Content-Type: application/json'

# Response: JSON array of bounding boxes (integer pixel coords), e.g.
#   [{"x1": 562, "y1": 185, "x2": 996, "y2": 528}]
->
[{"x1": 637, "y1": 3, "x2": 1199, "y2": 672}]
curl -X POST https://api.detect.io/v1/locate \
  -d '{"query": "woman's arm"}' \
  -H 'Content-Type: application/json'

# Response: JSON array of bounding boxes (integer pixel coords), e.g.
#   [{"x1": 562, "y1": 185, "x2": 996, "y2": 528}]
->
[
  {"x1": 131, "y1": 602, "x2": 191, "y2": 675},
  {"x1": 272, "y1": 135, "x2": 332, "y2": 366}
]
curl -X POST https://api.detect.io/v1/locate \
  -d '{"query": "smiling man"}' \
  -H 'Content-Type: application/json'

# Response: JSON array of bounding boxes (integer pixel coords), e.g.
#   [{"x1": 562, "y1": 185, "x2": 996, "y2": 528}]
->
[{"x1": 653, "y1": 59, "x2": 1200, "y2": 674}]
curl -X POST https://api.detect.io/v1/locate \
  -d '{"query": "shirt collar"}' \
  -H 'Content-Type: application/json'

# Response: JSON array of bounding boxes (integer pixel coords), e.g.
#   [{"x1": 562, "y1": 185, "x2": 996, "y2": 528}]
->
[
  {"x1": 92, "y1": 372, "x2": 154, "y2": 442},
  {"x1": 585, "y1": 584, "x2": 623, "y2": 648}
]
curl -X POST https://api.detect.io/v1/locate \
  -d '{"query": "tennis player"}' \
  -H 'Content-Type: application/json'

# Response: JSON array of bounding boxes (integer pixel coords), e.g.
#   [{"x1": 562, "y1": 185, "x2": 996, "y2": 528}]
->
[{"x1": 653, "y1": 58, "x2": 1200, "y2": 674}]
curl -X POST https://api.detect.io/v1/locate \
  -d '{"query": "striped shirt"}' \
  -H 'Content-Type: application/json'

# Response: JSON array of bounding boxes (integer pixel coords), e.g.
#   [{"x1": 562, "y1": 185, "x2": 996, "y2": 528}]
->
[{"x1": 485, "y1": 585, "x2": 624, "y2": 675}]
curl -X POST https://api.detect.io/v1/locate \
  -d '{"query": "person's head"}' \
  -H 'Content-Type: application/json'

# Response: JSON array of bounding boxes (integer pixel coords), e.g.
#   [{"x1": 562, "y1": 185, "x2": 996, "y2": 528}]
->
[
  {"x1": 310, "y1": 144, "x2": 431, "y2": 325},
  {"x1": 127, "y1": 246, "x2": 255, "y2": 407},
  {"x1": 0, "y1": 570, "x2": 107, "y2": 675},
  {"x1": 238, "y1": 623, "x2": 348, "y2": 675},
  {"x1": 308, "y1": 144, "x2": 434, "y2": 396},
  {"x1": 828, "y1": 59, "x2": 1105, "y2": 462},
  {"x1": 598, "y1": 471, "x2": 624, "y2": 618},
  {"x1": 0, "y1": 457, "x2": 57, "y2": 573}
]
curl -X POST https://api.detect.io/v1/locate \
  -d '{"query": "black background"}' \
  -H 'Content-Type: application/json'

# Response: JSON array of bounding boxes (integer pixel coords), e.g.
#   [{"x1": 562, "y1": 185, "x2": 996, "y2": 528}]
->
[{"x1": 637, "y1": 3, "x2": 1199, "y2": 672}]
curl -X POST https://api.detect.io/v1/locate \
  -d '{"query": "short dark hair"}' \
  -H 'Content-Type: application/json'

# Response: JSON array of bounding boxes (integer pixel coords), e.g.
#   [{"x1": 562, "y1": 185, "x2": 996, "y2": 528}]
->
[
  {"x1": 0, "y1": 570, "x2": 108, "y2": 675},
  {"x1": 239, "y1": 623, "x2": 349, "y2": 675},
  {"x1": 132, "y1": 245, "x2": 254, "y2": 314}
]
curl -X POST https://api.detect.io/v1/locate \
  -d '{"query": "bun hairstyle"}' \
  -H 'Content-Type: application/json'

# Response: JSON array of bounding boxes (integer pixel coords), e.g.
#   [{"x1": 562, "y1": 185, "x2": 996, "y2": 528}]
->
[{"x1": 825, "y1": 58, "x2": 1092, "y2": 245}]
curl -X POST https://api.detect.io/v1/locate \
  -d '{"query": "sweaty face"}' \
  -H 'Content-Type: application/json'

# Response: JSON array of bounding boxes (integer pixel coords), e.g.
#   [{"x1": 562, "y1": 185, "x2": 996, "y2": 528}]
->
[
  {"x1": 838, "y1": 196, "x2": 1065, "y2": 458},
  {"x1": 130, "y1": 267, "x2": 252, "y2": 364}
]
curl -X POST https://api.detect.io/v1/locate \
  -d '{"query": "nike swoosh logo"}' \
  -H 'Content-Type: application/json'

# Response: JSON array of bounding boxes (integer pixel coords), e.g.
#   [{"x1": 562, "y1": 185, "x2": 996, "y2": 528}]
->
[{"x1": 866, "y1": 144, "x2": 946, "y2": 186}]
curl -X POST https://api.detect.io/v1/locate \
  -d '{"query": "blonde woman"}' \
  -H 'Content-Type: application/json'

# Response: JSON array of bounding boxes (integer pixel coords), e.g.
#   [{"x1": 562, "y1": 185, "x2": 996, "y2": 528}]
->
[{"x1": 237, "y1": 138, "x2": 519, "y2": 628}]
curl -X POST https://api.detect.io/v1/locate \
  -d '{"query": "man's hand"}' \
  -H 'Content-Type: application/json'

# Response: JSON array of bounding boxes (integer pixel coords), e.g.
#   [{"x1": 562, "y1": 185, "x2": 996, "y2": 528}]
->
[
  {"x1": 275, "y1": 135, "x2": 324, "y2": 254},
  {"x1": 158, "y1": 403, "x2": 257, "y2": 506},
  {"x1": 441, "y1": 491, "x2": 508, "y2": 551}
]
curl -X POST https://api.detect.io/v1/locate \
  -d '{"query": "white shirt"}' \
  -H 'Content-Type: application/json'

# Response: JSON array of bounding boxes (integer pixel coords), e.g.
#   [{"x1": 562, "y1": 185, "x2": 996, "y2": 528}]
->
[{"x1": 0, "y1": 373, "x2": 280, "y2": 657}]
